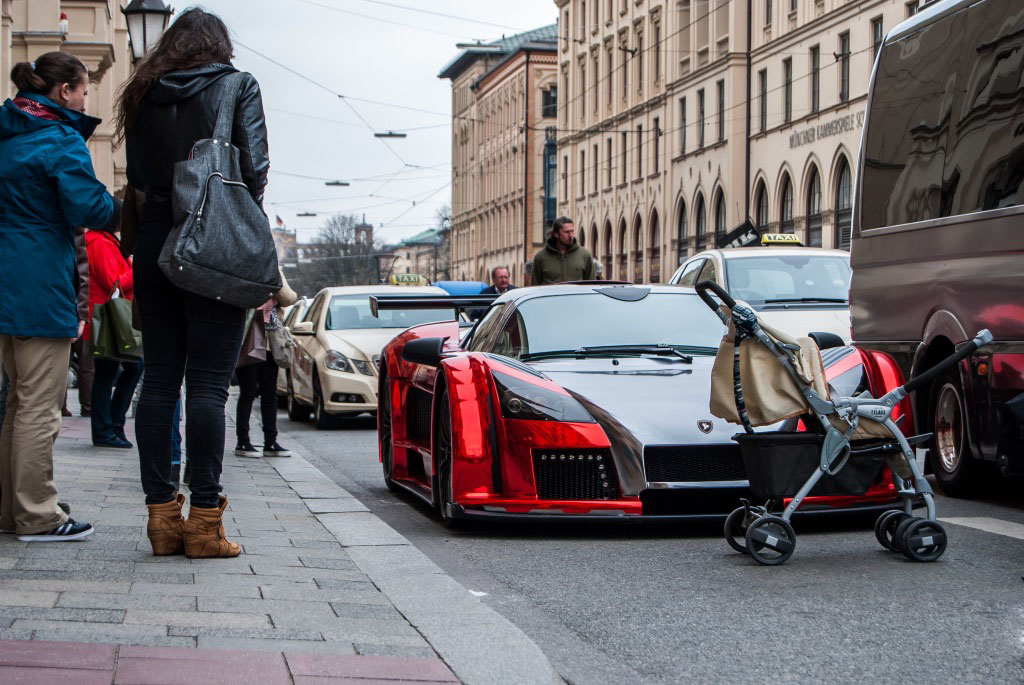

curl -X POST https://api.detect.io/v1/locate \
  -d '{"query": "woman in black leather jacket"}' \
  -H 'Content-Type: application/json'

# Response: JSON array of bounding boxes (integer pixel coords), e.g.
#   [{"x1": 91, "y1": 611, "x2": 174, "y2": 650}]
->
[{"x1": 115, "y1": 8, "x2": 269, "y2": 558}]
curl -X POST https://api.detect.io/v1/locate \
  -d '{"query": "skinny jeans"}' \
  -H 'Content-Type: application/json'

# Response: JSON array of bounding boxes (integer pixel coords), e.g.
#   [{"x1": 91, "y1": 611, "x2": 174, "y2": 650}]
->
[
  {"x1": 236, "y1": 358, "x2": 279, "y2": 445},
  {"x1": 133, "y1": 203, "x2": 245, "y2": 508}
]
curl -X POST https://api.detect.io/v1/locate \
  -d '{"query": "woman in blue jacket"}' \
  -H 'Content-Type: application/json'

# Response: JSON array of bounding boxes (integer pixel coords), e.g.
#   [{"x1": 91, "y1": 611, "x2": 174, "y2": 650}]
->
[{"x1": 0, "y1": 52, "x2": 117, "y2": 542}]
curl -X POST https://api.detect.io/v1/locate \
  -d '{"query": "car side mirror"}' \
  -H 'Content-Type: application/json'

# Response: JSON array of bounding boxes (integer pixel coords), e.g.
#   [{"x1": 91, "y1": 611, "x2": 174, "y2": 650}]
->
[
  {"x1": 291, "y1": 321, "x2": 314, "y2": 336},
  {"x1": 402, "y1": 337, "x2": 445, "y2": 367}
]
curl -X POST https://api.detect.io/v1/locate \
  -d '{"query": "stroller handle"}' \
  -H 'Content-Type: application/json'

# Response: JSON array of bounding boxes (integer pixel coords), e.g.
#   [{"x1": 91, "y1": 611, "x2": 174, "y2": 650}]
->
[
  {"x1": 695, "y1": 280, "x2": 737, "y2": 311},
  {"x1": 903, "y1": 329, "x2": 994, "y2": 395}
]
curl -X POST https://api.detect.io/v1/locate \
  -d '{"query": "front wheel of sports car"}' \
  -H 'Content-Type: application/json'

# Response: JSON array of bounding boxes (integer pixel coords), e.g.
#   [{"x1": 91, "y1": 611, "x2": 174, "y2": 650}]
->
[
  {"x1": 379, "y1": 372, "x2": 398, "y2": 493},
  {"x1": 435, "y1": 387, "x2": 461, "y2": 529}
]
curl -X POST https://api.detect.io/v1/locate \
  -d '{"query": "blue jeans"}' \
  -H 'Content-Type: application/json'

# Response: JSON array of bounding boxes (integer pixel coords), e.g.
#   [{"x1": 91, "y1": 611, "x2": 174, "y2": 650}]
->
[{"x1": 91, "y1": 357, "x2": 143, "y2": 443}]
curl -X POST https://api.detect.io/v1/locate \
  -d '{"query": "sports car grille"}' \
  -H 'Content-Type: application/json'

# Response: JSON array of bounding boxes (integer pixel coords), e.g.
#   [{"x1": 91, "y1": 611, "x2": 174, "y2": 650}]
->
[
  {"x1": 643, "y1": 445, "x2": 748, "y2": 482},
  {"x1": 532, "y1": 450, "x2": 620, "y2": 500}
]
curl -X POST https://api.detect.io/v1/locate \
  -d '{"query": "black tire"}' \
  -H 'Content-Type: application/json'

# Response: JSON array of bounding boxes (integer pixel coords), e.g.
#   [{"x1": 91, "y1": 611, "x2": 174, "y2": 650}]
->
[
  {"x1": 724, "y1": 507, "x2": 752, "y2": 554},
  {"x1": 928, "y1": 368, "x2": 981, "y2": 497},
  {"x1": 874, "y1": 510, "x2": 909, "y2": 552},
  {"x1": 313, "y1": 374, "x2": 342, "y2": 430},
  {"x1": 898, "y1": 518, "x2": 947, "y2": 562},
  {"x1": 745, "y1": 516, "x2": 796, "y2": 566},
  {"x1": 435, "y1": 386, "x2": 461, "y2": 529},
  {"x1": 287, "y1": 378, "x2": 310, "y2": 421},
  {"x1": 893, "y1": 515, "x2": 920, "y2": 553},
  {"x1": 379, "y1": 371, "x2": 398, "y2": 493}
]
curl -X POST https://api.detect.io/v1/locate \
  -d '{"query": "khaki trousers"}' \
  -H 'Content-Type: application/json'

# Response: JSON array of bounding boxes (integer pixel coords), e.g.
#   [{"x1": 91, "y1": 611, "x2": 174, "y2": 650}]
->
[{"x1": 0, "y1": 334, "x2": 71, "y2": 534}]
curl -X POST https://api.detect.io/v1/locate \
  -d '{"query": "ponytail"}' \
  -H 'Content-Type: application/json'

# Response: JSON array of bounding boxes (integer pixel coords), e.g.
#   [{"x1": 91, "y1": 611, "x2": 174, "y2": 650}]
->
[{"x1": 10, "y1": 52, "x2": 87, "y2": 96}]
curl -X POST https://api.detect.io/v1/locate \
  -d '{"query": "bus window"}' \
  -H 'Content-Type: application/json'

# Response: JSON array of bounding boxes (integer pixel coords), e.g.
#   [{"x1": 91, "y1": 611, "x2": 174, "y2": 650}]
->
[{"x1": 860, "y1": 10, "x2": 965, "y2": 230}]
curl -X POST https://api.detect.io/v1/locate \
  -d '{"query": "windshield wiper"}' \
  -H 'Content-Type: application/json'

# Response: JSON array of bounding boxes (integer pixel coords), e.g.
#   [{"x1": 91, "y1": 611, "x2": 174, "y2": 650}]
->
[
  {"x1": 762, "y1": 297, "x2": 847, "y2": 304},
  {"x1": 522, "y1": 344, "x2": 693, "y2": 362}
]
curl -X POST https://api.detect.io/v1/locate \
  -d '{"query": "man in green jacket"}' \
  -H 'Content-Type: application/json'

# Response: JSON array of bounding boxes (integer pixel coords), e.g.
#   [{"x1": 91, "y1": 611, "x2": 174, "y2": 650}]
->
[{"x1": 530, "y1": 217, "x2": 595, "y2": 285}]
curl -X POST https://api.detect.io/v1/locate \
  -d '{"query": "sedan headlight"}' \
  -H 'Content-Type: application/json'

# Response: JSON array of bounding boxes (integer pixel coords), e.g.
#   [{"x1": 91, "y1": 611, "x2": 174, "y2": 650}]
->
[
  {"x1": 491, "y1": 370, "x2": 594, "y2": 423},
  {"x1": 352, "y1": 359, "x2": 373, "y2": 376},
  {"x1": 325, "y1": 350, "x2": 351, "y2": 372}
]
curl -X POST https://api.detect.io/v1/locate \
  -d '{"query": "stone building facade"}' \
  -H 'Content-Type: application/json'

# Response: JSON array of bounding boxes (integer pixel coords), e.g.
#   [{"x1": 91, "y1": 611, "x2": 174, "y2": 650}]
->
[
  {"x1": 554, "y1": 0, "x2": 924, "y2": 283},
  {"x1": 1, "y1": 0, "x2": 131, "y2": 194},
  {"x1": 440, "y1": 26, "x2": 559, "y2": 287}
]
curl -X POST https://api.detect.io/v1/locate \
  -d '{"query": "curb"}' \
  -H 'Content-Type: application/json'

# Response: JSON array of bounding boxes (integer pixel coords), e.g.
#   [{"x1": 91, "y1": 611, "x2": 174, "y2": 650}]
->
[{"x1": 262, "y1": 450, "x2": 562, "y2": 685}]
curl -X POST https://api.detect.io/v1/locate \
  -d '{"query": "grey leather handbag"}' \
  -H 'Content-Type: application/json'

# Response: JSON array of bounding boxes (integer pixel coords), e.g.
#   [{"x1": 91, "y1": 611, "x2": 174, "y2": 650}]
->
[{"x1": 159, "y1": 72, "x2": 281, "y2": 309}]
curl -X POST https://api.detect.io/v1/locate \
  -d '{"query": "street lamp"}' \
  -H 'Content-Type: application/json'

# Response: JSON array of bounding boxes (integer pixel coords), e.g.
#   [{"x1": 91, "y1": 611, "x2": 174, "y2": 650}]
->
[
  {"x1": 121, "y1": 0, "x2": 174, "y2": 62},
  {"x1": 324, "y1": 180, "x2": 350, "y2": 186},
  {"x1": 297, "y1": 212, "x2": 317, "y2": 217},
  {"x1": 374, "y1": 131, "x2": 407, "y2": 139}
]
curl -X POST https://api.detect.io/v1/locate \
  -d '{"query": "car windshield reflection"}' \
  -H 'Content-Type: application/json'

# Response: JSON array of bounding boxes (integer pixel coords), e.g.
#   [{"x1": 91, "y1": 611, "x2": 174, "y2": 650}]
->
[{"x1": 326, "y1": 295, "x2": 455, "y2": 331}]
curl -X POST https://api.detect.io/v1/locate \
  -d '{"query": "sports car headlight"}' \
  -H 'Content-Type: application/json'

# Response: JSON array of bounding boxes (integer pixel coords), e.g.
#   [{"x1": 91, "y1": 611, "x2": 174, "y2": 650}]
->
[
  {"x1": 492, "y1": 370, "x2": 594, "y2": 423},
  {"x1": 352, "y1": 359, "x2": 373, "y2": 376},
  {"x1": 325, "y1": 350, "x2": 351, "y2": 372}
]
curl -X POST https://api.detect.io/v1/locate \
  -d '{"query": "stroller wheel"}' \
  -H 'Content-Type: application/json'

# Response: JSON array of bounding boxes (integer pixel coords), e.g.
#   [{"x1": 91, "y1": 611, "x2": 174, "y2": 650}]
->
[
  {"x1": 724, "y1": 507, "x2": 752, "y2": 554},
  {"x1": 745, "y1": 516, "x2": 796, "y2": 566},
  {"x1": 898, "y1": 519, "x2": 948, "y2": 562},
  {"x1": 874, "y1": 510, "x2": 909, "y2": 551}
]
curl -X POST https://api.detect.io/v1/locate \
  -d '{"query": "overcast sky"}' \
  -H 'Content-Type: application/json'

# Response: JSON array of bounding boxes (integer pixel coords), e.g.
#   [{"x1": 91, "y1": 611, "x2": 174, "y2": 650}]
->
[{"x1": 189, "y1": 0, "x2": 558, "y2": 244}]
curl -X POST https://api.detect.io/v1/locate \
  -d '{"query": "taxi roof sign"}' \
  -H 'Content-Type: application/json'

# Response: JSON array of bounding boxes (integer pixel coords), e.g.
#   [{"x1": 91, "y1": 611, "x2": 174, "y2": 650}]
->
[
  {"x1": 760, "y1": 233, "x2": 803, "y2": 246},
  {"x1": 390, "y1": 273, "x2": 429, "y2": 286}
]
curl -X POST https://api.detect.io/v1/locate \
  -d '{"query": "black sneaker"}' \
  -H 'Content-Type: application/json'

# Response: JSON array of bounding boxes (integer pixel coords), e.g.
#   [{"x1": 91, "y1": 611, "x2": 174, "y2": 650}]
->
[
  {"x1": 17, "y1": 519, "x2": 94, "y2": 542},
  {"x1": 263, "y1": 442, "x2": 292, "y2": 458},
  {"x1": 234, "y1": 441, "x2": 260, "y2": 458},
  {"x1": 2, "y1": 503, "x2": 69, "y2": 534}
]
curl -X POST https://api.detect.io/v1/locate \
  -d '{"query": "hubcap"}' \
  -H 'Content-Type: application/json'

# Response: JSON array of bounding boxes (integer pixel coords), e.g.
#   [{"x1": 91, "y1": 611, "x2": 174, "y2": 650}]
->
[{"x1": 935, "y1": 382, "x2": 962, "y2": 473}]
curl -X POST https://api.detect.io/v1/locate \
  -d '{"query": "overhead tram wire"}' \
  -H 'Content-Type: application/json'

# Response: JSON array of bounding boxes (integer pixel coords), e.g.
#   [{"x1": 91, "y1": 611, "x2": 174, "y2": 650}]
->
[
  {"x1": 349, "y1": 0, "x2": 526, "y2": 32},
  {"x1": 380, "y1": 183, "x2": 450, "y2": 228},
  {"x1": 266, "y1": 108, "x2": 449, "y2": 132},
  {"x1": 295, "y1": 0, "x2": 479, "y2": 40}
]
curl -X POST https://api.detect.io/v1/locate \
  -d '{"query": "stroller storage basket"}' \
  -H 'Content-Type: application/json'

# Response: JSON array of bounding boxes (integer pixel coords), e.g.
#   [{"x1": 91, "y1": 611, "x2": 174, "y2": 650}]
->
[{"x1": 734, "y1": 432, "x2": 884, "y2": 500}]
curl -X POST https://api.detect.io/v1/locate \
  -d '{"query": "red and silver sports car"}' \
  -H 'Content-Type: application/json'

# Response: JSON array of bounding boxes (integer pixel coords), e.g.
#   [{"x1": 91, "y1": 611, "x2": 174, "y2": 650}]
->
[{"x1": 374, "y1": 284, "x2": 908, "y2": 524}]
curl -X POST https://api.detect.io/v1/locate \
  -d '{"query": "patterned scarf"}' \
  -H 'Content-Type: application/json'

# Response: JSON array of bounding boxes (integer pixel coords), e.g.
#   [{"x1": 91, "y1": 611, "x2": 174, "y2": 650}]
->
[{"x1": 13, "y1": 97, "x2": 63, "y2": 121}]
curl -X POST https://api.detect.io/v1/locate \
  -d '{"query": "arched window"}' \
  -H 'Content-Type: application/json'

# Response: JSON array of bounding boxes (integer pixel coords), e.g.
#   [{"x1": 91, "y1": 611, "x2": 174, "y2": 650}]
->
[
  {"x1": 590, "y1": 223, "x2": 598, "y2": 256},
  {"x1": 806, "y1": 166, "x2": 822, "y2": 247},
  {"x1": 579, "y1": 225, "x2": 586, "y2": 247},
  {"x1": 714, "y1": 190, "x2": 726, "y2": 236},
  {"x1": 617, "y1": 218, "x2": 628, "y2": 280},
  {"x1": 676, "y1": 198, "x2": 688, "y2": 264},
  {"x1": 835, "y1": 157, "x2": 852, "y2": 250},
  {"x1": 779, "y1": 174, "x2": 794, "y2": 233},
  {"x1": 754, "y1": 181, "x2": 768, "y2": 229},
  {"x1": 603, "y1": 220, "x2": 613, "y2": 280},
  {"x1": 649, "y1": 210, "x2": 661, "y2": 282},
  {"x1": 632, "y1": 216, "x2": 644, "y2": 283},
  {"x1": 695, "y1": 193, "x2": 707, "y2": 251}
]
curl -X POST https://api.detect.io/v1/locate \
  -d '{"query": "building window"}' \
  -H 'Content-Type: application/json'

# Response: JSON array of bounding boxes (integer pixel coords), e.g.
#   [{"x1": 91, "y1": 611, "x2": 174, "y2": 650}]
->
[
  {"x1": 622, "y1": 39, "x2": 629, "y2": 99},
  {"x1": 680, "y1": 97, "x2": 687, "y2": 154},
  {"x1": 695, "y1": 193, "x2": 707, "y2": 251},
  {"x1": 698, "y1": 89, "x2": 705, "y2": 147},
  {"x1": 592, "y1": 52, "x2": 599, "y2": 114},
  {"x1": 636, "y1": 32, "x2": 644, "y2": 93},
  {"x1": 765, "y1": 0, "x2": 772, "y2": 27},
  {"x1": 562, "y1": 71, "x2": 569, "y2": 125},
  {"x1": 621, "y1": 130, "x2": 627, "y2": 184},
  {"x1": 780, "y1": 173, "x2": 793, "y2": 232},
  {"x1": 562, "y1": 155, "x2": 568, "y2": 197},
  {"x1": 677, "y1": 198, "x2": 688, "y2": 246},
  {"x1": 758, "y1": 69, "x2": 767, "y2": 132},
  {"x1": 542, "y1": 88, "x2": 557, "y2": 118},
  {"x1": 835, "y1": 157, "x2": 852, "y2": 250},
  {"x1": 754, "y1": 181, "x2": 768, "y2": 228},
  {"x1": 810, "y1": 46, "x2": 820, "y2": 114},
  {"x1": 839, "y1": 31, "x2": 850, "y2": 102},
  {"x1": 593, "y1": 143, "x2": 599, "y2": 192},
  {"x1": 562, "y1": 10, "x2": 569, "y2": 50},
  {"x1": 717, "y1": 80, "x2": 725, "y2": 142},
  {"x1": 872, "y1": 17, "x2": 884, "y2": 59},
  {"x1": 806, "y1": 166, "x2": 822, "y2": 247},
  {"x1": 714, "y1": 191, "x2": 726, "y2": 236},
  {"x1": 789, "y1": 0, "x2": 797, "y2": 11},
  {"x1": 579, "y1": 61, "x2": 587, "y2": 122},
  {"x1": 654, "y1": 21, "x2": 662, "y2": 81},
  {"x1": 606, "y1": 137, "x2": 613, "y2": 187},
  {"x1": 650, "y1": 118, "x2": 659, "y2": 174},
  {"x1": 579, "y1": 149, "x2": 586, "y2": 197},
  {"x1": 783, "y1": 58, "x2": 792, "y2": 123},
  {"x1": 607, "y1": 46, "x2": 614, "y2": 107},
  {"x1": 906, "y1": 1, "x2": 920, "y2": 17},
  {"x1": 636, "y1": 124, "x2": 643, "y2": 178}
]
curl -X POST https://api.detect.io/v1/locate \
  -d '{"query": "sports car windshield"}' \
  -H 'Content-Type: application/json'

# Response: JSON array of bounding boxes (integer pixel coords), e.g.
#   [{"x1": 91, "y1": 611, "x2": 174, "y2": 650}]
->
[
  {"x1": 724, "y1": 255, "x2": 850, "y2": 306},
  {"x1": 326, "y1": 295, "x2": 454, "y2": 331},
  {"x1": 492, "y1": 292, "x2": 723, "y2": 359}
]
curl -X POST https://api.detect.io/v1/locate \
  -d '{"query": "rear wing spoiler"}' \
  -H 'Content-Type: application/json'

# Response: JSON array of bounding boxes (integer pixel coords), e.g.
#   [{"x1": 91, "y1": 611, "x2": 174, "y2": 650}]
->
[{"x1": 369, "y1": 295, "x2": 498, "y2": 318}]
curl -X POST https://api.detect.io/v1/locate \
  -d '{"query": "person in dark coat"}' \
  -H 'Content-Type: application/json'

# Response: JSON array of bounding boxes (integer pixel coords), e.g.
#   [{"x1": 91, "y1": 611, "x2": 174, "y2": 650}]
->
[
  {"x1": 530, "y1": 217, "x2": 596, "y2": 285},
  {"x1": 480, "y1": 266, "x2": 517, "y2": 296},
  {"x1": 0, "y1": 51, "x2": 118, "y2": 542},
  {"x1": 116, "y1": 8, "x2": 270, "y2": 558}
]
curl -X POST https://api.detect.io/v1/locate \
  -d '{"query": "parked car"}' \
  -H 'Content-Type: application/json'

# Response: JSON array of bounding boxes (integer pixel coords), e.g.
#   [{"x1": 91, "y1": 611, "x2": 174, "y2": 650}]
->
[
  {"x1": 287, "y1": 285, "x2": 454, "y2": 429},
  {"x1": 276, "y1": 298, "x2": 311, "y2": 408},
  {"x1": 375, "y1": 284, "x2": 903, "y2": 525},
  {"x1": 668, "y1": 239, "x2": 852, "y2": 341}
]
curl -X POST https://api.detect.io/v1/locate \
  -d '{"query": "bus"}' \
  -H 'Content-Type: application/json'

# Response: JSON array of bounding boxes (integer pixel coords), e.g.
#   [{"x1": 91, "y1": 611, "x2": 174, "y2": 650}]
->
[{"x1": 850, "y1": 0, "x2": 1024, "y2": 496}]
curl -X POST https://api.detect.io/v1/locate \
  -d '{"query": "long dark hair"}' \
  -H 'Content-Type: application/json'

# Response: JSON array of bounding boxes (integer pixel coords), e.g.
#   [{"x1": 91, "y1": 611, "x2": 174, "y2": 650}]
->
[
  {"x1": 10, "y1": 52, "x2": 88, "y2": 97},
  {"x1": 115, "y1": 7, "x2": 233, "y2": 142}
]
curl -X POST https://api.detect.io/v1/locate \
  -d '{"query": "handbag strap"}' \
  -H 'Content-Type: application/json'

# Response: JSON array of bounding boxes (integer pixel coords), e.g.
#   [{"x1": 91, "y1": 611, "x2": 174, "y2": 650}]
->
[{"x1": 212, "y1": 72, "x2": 247, "y2": 143}]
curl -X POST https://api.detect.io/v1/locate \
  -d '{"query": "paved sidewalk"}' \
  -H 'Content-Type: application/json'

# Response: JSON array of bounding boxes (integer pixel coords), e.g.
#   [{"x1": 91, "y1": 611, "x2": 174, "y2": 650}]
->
[{"x1": 0, "y1": 398, "x2": 559, "y2": 684}]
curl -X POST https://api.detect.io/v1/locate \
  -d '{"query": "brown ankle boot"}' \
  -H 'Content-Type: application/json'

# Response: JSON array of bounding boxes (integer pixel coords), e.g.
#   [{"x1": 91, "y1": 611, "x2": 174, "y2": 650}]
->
[
  {"x1": 147, "y1": 494, "x2": 185, "y2": 556},
  {"x1": 183, "y1": 495, "x2": 240, "y2": 558}
]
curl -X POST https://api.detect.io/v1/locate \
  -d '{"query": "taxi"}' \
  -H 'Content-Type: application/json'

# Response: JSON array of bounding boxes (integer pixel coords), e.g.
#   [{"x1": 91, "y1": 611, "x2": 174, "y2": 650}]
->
[{"x1": 668, "y1": 234, "x2": 852, "y2": 341}]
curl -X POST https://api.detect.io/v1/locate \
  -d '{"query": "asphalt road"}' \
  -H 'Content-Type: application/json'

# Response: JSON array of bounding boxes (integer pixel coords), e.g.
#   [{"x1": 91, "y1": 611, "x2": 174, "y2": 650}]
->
[{"x1": 277, "y1": 411, "x2": 1024, "y2": 684}]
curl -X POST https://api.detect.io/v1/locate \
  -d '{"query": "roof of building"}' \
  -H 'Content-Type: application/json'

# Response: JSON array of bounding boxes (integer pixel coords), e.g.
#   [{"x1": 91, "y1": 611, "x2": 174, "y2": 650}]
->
[
  {"x1": 438, "y1": 23, "x2": 557, "y2": 80},
  {"x1": 395, "y1": 228, "x2": 441, "y2": 247}
]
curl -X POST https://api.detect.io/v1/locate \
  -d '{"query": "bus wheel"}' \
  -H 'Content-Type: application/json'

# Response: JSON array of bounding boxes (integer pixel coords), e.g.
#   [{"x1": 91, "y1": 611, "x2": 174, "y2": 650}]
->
[{"x1": 928, "y1": 368, "x2": 981, "y2": 497}]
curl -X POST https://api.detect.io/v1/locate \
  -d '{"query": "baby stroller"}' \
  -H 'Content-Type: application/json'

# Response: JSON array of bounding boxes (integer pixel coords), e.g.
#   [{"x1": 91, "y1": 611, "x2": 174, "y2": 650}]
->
[{"x1": 695, "y1": 281, "x2": 992, "y2": 566}]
